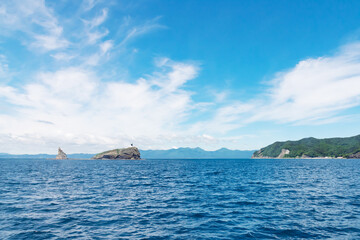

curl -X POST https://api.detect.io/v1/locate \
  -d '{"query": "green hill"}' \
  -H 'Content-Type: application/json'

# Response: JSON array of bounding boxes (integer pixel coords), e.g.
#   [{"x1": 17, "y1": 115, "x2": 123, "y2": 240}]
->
[{"x1": 253, "y1": 135, "x2": 360, "y2": 159}]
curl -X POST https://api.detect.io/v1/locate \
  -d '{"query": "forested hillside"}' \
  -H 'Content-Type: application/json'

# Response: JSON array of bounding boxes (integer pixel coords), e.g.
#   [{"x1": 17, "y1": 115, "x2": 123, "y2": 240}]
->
[{"x1": 253, "y1": 135, "x2": 360, "y2": 158}]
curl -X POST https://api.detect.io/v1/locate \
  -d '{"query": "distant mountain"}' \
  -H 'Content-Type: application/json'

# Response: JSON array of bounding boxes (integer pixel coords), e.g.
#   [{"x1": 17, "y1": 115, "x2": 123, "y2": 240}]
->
[
  {"x1": 140, "y1": 147, "x2": 254, "y2": 159},
  {"x1": 253, "y1": 134, "x2": 360, "y2": 159},
  {"x1": 0, "y1": 148, "x2": 254, "y2": 159},
  {"x1": 67, "y1": 153, "x2": 94, "y2": 159}
]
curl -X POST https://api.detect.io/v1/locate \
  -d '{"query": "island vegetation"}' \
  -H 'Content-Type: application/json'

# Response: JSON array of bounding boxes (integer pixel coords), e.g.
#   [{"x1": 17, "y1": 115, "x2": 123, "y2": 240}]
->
[
  {"x1": 253, "y1": 134, "x2": 360, "y2": 159},
  {"x1": 92, "y1": 147, "x2": 141, "y2": 160}
]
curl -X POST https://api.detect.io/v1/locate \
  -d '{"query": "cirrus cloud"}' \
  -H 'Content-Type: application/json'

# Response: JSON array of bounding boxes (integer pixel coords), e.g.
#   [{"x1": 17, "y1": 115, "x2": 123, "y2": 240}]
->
[
  {"x1": 195, "y1": 41, "x2": 360, "y2": 135},
  {"x1": 0, "y1": 0, "x2": 69, "y2": 51}
]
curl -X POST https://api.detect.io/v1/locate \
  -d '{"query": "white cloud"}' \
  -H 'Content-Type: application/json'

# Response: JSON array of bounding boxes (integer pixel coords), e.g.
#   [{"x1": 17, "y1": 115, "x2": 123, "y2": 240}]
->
[
  {"x1": 0, "y1": 54, "x2": 9, "y2": 79},
  {"x1": 100, "y1": 40, "x2": 113, "y2": 54},
  {"x1": 84, "y1": 40, "x2": 113, "y2": 66},
  {"x1": 32, "y1": 34, "x2": 69, "y2": 51},
  {"x1": 118, "y1": 16, "x2": 165, "y2": 47},
  {"x1": 51, "y1": 52, "x2": 76, "y2": 61},
  {"x1": 82, "y1": 15, "x2": 162, "y2": 66},
  {"x1": 252, "y1": 42, "x2": 360, "y2": 124},
  {"x1": 2, "y1": 1, "x2": 359, "y2": 153},
  {"x1": 81, "y1": 0, "x2": 99, "y2": 12},
  {"x1": 190, "y1": 102, "x2": 256, "y2": 135},
  {"x1": 0, "y1": 61, "x2": 201, "y2": 153},
  {"x1": 90, "y1": 8, "x2": 108, "y2": 28},
  {"x1": 151, "y1": 59, "x2": 199, "y2": 92},
  {"x1": 4, "y1": 39, "x2": 360, "y2": 153},
  {"x1": 0, "y1": 1, "x2": 164, "y2": 67},
  {"x1": 87, "y1": 30, "x2": 109, "y2": 45},
  {"x1": 196, "y1": 41, "x2": 360, "y2": 133},
  {"x1": 82, "y1": 8, "x2": 109, "y2": 45},
  {"x1": 0, "y1": 0, "x2": 69, "y2": 51},
  {"x1": 5, "y1": 38, "x2": 360, "y2": 153}
]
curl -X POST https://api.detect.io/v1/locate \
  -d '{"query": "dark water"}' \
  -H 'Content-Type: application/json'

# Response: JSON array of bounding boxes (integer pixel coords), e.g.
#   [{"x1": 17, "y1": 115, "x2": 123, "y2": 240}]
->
[{"x1": 1, "y1": 158, "x2": 360, "y2": 239}]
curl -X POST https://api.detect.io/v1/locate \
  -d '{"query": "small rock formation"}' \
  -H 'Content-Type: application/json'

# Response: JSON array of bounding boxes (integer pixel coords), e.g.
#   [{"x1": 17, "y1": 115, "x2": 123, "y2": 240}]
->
[
  {"x1": 56, "y1": 147, "x2": 68, "y2": 159},
  {"x1": 92, "y1": 147, "x2": 141, "y2": 160},
  {"x1": 278, "y1": 149, "x2": 290, "y2": 158}
]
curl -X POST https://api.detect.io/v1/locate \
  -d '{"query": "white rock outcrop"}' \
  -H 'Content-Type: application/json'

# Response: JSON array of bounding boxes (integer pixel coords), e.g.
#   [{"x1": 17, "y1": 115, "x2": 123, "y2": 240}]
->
[{"x1": 56, "y1": 147, "x2": 68, "y2": 159}]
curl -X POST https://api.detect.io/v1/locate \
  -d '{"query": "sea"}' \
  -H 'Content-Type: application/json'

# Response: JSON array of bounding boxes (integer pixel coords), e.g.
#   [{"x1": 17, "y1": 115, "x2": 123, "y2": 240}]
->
[{"x1": 0, "y1": 158, "x2": 360, "y2": 239}]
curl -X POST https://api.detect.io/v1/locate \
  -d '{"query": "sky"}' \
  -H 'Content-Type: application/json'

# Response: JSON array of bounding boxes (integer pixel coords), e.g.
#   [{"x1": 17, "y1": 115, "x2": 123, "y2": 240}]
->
[{"x1": 1, "y1": 0, "x2": 360, "y2": 154}]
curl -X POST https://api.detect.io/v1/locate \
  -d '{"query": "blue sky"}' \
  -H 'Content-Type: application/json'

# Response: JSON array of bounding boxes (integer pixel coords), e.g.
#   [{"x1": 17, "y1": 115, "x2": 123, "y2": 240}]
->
[{"x1": 1, "y1": 0, "x2": 360, "y2": 153}]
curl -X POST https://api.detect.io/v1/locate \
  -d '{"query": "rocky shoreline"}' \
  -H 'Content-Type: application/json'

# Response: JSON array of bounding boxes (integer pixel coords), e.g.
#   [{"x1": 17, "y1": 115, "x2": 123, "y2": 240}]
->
[{"x1": 253, "y1": 148, "x2": 353, "y2": 159}]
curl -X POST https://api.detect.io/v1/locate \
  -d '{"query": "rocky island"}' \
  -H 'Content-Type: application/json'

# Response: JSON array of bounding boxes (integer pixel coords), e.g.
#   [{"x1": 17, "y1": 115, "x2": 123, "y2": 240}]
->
[
  {"x1": 253, "y1": 134, "x2": 360, "y2": 159},
  {"x1": 56, "y1": 147, "x2": 68, "y2": 159},
  {"x1": 92, "y1": 147, "x2": 141, "y2": 160}
]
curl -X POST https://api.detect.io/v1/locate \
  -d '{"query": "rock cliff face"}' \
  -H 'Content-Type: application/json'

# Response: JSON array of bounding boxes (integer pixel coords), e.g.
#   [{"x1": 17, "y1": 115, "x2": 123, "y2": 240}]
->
[
  {"x1": 56, "y1": 147, "x2": 68, "y2": 159},
  {"x1": 252, "y1": 148, "x2": 290, "y2": 158},
  {"x1": 92, "y1": 147, "x2": 141, "y2": 160},
  {"x1": 278, "y1": 149, "x2": 290, "y2": 158},
  {"x1": 347, "y1": 152, "x2": 360, "y2": 159}
]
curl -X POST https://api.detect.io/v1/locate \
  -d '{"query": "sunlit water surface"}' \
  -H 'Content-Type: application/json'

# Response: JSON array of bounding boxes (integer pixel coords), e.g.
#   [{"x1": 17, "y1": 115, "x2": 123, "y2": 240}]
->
[{"x1": 1, "y1": 158, "x2": 360, "y2": 239}]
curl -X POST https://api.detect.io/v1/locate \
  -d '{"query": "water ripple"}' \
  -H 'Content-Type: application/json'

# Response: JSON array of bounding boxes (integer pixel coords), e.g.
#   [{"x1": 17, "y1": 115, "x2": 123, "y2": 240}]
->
[{"x1": 1, "y1": 158, "x2": 360, "y2": 239}]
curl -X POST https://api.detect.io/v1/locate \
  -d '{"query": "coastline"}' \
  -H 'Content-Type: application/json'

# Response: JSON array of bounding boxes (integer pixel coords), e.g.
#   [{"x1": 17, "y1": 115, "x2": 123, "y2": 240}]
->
[{"x1": 252, "y1": 156, "x2": 348, "y2": 159}]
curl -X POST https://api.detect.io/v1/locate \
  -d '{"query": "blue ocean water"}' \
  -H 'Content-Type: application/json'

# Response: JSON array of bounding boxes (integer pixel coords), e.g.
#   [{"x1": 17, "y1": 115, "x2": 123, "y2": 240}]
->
[{"x1": 1, "y1": 158, "x2": 360, "y2": 239}]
